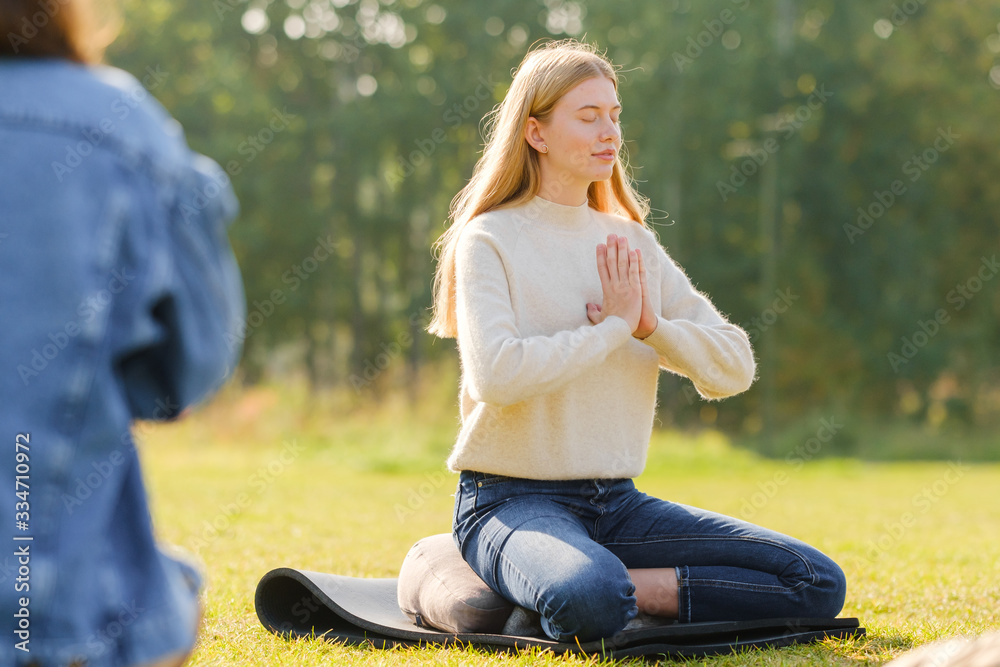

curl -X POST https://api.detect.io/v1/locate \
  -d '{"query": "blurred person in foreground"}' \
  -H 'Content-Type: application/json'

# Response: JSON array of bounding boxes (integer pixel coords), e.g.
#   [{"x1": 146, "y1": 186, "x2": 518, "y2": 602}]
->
[{"x1": 0, "y1": 1, "x2": 245, "y2": 665}]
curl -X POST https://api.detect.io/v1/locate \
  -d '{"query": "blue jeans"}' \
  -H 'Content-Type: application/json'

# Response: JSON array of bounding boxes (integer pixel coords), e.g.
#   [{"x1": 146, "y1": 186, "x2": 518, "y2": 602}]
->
[{"x1": 453, "y1": 471, "x2": 847, "y2": 642}]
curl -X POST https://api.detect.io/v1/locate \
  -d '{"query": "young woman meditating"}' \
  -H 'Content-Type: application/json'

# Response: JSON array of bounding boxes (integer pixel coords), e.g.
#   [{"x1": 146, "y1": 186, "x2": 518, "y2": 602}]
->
[{"x1": 428, "y1": 39, "x2": 846, "y2": 642}]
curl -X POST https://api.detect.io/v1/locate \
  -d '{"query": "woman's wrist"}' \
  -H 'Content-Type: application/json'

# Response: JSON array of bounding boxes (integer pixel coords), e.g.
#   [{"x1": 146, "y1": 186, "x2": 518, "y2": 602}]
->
[{"x1": 633, "y1": 318, "x2": 658, "y2": 340}]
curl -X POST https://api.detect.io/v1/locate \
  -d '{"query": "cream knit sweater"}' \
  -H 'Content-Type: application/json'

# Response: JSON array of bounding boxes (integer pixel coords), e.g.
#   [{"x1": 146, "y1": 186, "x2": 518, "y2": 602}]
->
[{"x1": 447, "y1": 196, "x2": 755, "y2": 479}]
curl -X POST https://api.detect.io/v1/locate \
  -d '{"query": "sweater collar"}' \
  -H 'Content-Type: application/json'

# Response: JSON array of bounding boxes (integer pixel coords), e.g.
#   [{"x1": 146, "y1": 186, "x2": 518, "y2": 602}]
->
[{"x1": 522, "y1": 195, "x2": 592, "y2": 226}]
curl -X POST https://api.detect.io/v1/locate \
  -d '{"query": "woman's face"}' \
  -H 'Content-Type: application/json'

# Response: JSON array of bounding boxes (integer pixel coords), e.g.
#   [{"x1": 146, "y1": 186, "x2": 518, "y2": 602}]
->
[{"x1": 527, "y1": 76, "x2": 622, "y2": 199}]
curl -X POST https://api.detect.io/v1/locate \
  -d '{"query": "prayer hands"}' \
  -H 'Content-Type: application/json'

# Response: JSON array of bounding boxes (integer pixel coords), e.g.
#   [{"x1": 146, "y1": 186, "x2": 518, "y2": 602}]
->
[{"x1": 586, "y1": 234, "x2": 657, "y2": 339}]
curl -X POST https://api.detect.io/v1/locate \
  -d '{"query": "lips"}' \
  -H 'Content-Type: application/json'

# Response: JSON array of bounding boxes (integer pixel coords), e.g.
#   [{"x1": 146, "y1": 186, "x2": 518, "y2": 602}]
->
[{"x1": 594, "y1": 150, "x2": 616, "y2": 160}]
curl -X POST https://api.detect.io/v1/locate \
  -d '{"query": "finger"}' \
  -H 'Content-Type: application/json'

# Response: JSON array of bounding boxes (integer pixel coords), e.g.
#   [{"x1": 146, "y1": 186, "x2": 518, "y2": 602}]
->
[
  {"x1": 586, "y1": 302, "x2": 604, "y2": 325},
  {"x1": 636, "y1": 247, "x2": 648, "y2": 294},
  {"x1": 628, "y1": 248, "x2": 640, "y2": 288},
  {"x1": 595, "y1": 243, "x2": 611, "y2": 287},
  {"x1": 617, "y1": 236, "x2": 630, "y2": 281},
  {"x1": 605, "y1": 235, "x2": 619, "y2": 282}
]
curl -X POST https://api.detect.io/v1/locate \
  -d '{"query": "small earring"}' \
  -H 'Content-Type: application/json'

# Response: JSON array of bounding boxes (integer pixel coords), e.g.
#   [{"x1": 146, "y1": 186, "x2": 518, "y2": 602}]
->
[{"x1": 541, "y1": 145, "x2": 548, "y2": 154}]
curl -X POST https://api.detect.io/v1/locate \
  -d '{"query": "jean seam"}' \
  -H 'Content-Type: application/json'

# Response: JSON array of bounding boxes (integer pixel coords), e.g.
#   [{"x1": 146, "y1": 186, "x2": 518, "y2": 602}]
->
[
  {"x1": 604, "y1": 534, "x2": 819, "y2": 585},
  {"x1": 589, "y1": 495, "x2": 607, "y2": 537},
  {"x1": 476, "y1": 475, "x2": 510, "y2": 488},
  {"x1": 688, "y1": 578, "x2": 810, "y2": 594},
  {"x1": 676, "y1": 565, "x2": 691, "y2": 623}
]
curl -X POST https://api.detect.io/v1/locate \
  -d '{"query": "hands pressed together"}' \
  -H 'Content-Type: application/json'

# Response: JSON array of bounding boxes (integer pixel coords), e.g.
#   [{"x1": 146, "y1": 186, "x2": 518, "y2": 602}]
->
[{"x1": 586, "y1": 234, "x2": 658, "y2": 339}]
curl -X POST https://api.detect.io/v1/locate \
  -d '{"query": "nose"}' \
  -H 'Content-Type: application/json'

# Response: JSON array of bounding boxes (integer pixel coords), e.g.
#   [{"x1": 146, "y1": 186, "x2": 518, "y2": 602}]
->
[{"x1": 600, "y1": 117, "x2": 621, "y2": 144}]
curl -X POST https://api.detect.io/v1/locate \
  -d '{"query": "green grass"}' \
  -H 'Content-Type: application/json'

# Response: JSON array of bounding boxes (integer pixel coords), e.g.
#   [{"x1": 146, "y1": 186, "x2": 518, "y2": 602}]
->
[{"x1": 138, "y1": 382, "x2": 1000, "y2": 666}]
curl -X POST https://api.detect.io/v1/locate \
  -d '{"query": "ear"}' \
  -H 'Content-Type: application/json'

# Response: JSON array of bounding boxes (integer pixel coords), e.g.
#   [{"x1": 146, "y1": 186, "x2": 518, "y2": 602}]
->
[{"x1": 524, "y1": 117, "x2": 547, "y2": 154}]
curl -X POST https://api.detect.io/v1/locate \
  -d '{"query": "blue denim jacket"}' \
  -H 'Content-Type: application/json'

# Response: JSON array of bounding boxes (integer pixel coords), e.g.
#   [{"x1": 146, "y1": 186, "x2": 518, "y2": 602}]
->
[{"x1": 0, "y1": 59, "x2": 245, "y2": 666}]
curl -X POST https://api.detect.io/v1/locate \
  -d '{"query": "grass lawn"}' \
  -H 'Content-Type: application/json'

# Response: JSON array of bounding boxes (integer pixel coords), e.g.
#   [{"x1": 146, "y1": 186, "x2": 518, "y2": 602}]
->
[{"x1": 138, "y1": 384, "x2": 1000, "y2": 666}]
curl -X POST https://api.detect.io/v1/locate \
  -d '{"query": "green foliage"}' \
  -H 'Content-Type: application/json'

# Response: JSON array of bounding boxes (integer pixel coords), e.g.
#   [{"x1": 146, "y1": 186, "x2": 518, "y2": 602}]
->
[{"x1": 107, "y1": 0, "x2": 1000, "y2": 440}]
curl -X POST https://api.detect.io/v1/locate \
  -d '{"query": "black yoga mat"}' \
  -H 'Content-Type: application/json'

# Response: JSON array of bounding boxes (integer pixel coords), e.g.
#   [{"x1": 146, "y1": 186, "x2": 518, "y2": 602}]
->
[{"x1": 255, "y1": 567, "x2": 865, "y2": 659}]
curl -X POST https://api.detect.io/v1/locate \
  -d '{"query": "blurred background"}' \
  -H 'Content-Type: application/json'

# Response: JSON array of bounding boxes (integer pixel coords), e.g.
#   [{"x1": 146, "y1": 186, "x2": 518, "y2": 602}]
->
[{"x1": 106, "y1": 0, "x2": 1000, "y2": 459}]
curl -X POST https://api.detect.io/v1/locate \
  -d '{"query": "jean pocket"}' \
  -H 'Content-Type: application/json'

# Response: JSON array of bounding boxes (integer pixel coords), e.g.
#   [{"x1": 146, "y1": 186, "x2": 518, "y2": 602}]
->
[
  {"x1": 471, "y1": 473, "x2": 522, "y2": 517},
  {"x1": 475, "y1": 472, "x2": 511, "y2": 488}
]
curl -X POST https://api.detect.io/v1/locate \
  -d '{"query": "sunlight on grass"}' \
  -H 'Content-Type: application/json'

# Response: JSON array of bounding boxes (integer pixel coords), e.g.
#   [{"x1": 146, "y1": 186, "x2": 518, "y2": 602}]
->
[{"x1": 136, "y1": 381, "x2": 1000, "y2": 666}]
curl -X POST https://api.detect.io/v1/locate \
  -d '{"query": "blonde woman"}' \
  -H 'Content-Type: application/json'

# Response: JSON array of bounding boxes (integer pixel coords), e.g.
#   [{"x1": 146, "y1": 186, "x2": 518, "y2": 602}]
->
[{"x1": 428, "y1": 39, "x2": 846, "y2": 642}]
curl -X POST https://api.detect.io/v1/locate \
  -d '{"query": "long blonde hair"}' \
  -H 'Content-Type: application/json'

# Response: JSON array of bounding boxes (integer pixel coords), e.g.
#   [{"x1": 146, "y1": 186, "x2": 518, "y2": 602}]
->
[{"x1": 428, "y1": 39, "x2": 650, "y2": 339}]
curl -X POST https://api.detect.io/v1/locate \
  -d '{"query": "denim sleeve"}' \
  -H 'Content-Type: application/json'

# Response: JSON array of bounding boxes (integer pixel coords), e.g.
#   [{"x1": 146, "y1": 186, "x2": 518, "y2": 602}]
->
[{"x1": 116, "y1": 152, "x2": 246, "y2": 420}]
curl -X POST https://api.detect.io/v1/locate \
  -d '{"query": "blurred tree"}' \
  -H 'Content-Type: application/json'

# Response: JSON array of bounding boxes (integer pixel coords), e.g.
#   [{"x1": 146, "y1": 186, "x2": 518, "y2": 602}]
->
[{"x1": 105, "y1": 0, "x2": 1000, "y2": 439}]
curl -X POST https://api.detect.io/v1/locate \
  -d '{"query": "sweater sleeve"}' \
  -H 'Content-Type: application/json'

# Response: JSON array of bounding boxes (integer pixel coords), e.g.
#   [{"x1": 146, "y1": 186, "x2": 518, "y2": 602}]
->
[
  {"x1": 455, "y1": 224, "x2": 633, "y2": 407},
  {"x1": 639, "y1": 244, "x2": 756, "y2": 400}
]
